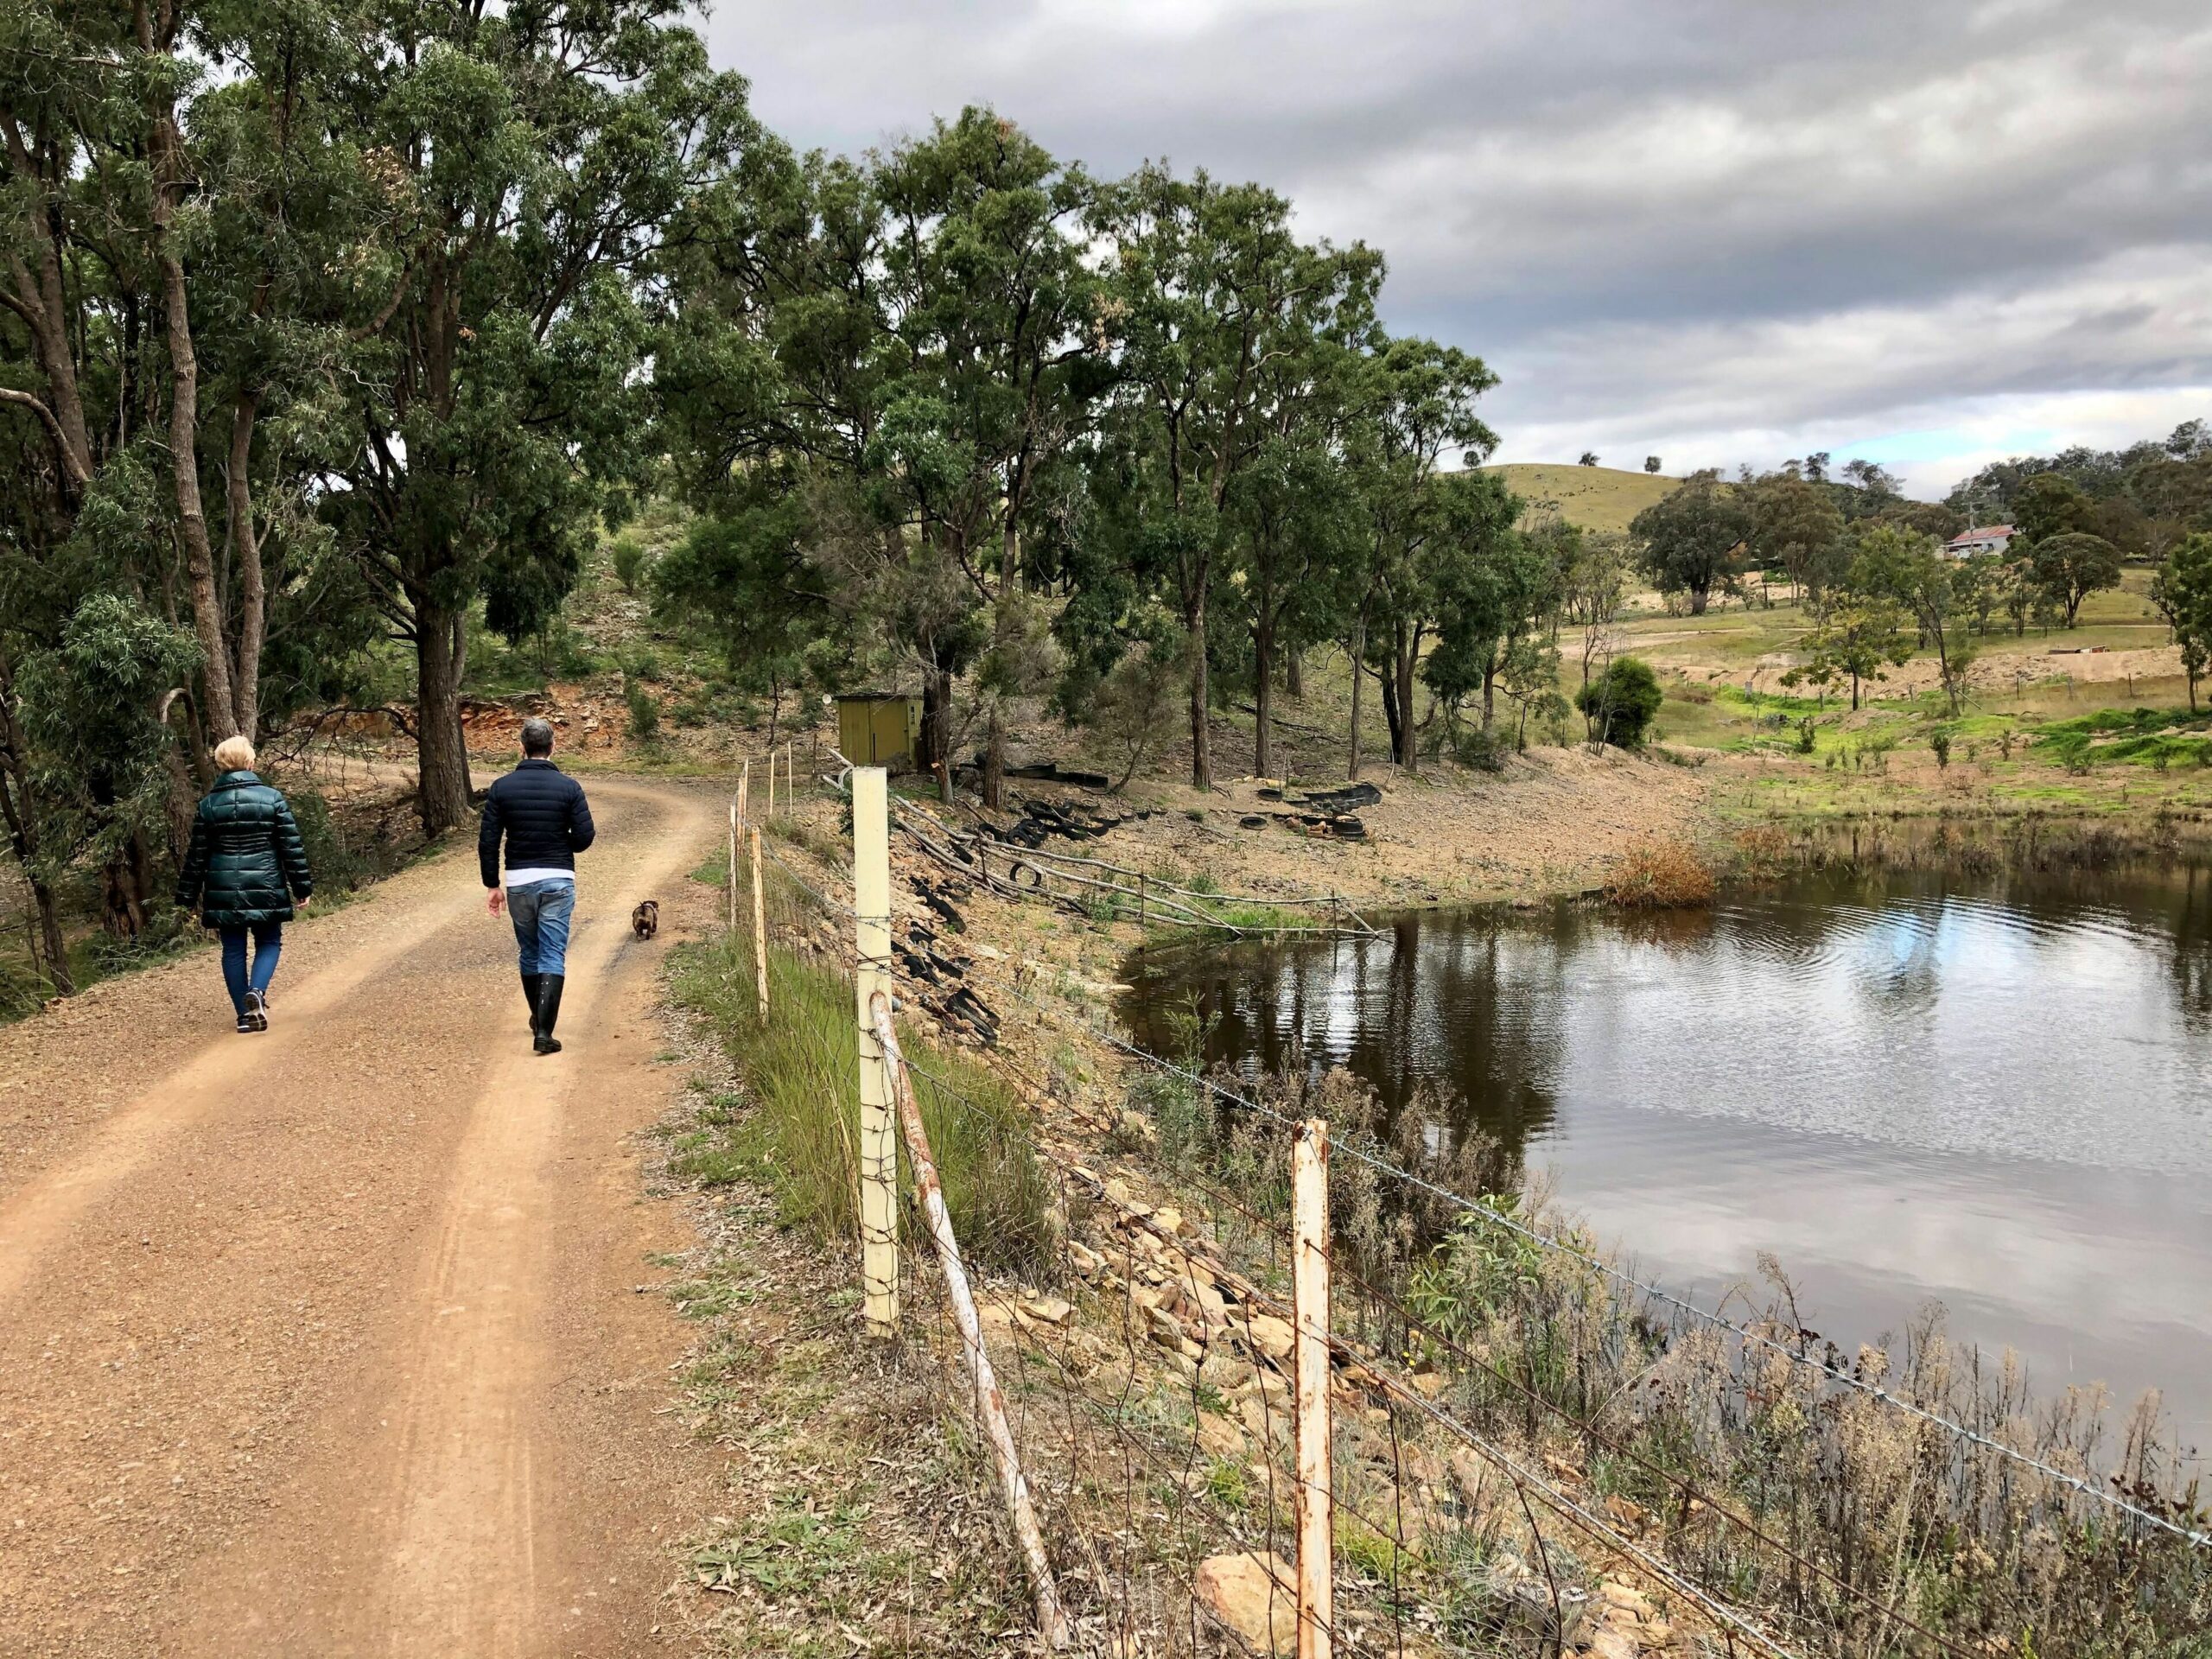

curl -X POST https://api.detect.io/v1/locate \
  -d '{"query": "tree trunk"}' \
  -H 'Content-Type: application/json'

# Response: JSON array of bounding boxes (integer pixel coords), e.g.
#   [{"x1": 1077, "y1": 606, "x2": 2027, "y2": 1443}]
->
[
  {"x1": 1688, "y1": 588, "x2": 1710, "y2": 617},
  {"x1": 414, "y1": 601, "x2": 474, "y2": 836},
  {"x1": 1252, "y1": 614, "x2": 1275, "y2": 782},
  {"x1": 1284, "y1": 645, "x2": 1303, "y2": 700},
  {"x1": 1347, "y1": 614, "x2": 1368, "y2": 781},
  {"x1": 1480, "y1": 653, "x2": 1498, "y2": 735},
  {"x1": 226, "y1": 390, "x2": 266, "y2": 738},
  {"x1": 29, "y1": 873, "x2": 70, "y2": 995},
  {"x1": 149, "y1": 86, "x2": 240, "y2": 741},
  {"x1": 983, "y1": 706, "x2": 1006, "y2": 811},
  {"x1": 1850, "y1": 673, "x2": 1861, "y2": 711},
  {"x1": 1186, "y1": 596, "x2": 1211, "y2": 791},
  {"x1": 1378, "y1": 661, "x2": 1402, "y2": 768},
  {"x1": 1395, "y1": 638, "x2": 1420, "y2": 773},
  {"x1": 930, "y1": 664, "x2": 955, "y2": 803}
]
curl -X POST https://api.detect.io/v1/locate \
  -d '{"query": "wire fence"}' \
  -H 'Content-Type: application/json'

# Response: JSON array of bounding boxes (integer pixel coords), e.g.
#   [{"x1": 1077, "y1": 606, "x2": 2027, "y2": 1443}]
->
[{"x1": 710, "y1": 760, "x2": 2211, "y2": 1659}]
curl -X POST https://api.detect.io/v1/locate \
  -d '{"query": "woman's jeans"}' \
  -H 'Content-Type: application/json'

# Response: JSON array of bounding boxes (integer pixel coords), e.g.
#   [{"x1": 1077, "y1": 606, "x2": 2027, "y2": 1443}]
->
[
  {"x1": 507, "y1": 879, "x2": 575, "y2": 975},
  {"x1": 219, "y1": 920, "x2": 283, "y2": 1017}
]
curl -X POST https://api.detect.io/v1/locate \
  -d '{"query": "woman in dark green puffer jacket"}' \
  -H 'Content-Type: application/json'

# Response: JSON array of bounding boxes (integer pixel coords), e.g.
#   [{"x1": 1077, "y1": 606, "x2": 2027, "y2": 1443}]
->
[{"x1": 175, "y1": 735, "x2": 314, "y2": 1033}]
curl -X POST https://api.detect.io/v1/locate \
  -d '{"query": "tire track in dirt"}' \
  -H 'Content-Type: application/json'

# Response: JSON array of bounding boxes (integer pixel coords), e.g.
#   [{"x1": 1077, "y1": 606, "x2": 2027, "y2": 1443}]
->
[{"x1": 0, "y1": 775, "x2": 721, "y2": 1657}]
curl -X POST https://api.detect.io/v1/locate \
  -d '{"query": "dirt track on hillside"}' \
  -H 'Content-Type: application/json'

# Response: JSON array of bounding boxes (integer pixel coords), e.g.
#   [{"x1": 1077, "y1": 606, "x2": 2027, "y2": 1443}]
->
[{"x1": 0, "y1": 775, "x2": 720, "y2": 1657}]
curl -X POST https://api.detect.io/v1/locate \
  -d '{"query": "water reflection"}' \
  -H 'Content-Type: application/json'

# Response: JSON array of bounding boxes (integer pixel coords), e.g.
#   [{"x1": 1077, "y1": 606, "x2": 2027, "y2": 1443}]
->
[{"x1": 1122, "y1": 863, "x2": 2212, "y2": 1456}]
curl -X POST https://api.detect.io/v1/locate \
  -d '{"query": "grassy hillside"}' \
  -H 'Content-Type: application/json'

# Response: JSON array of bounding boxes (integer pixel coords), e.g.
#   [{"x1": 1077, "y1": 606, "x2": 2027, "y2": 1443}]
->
[{"x1": 1484, "y1": 461, "x2": 1680, "y2": 532}]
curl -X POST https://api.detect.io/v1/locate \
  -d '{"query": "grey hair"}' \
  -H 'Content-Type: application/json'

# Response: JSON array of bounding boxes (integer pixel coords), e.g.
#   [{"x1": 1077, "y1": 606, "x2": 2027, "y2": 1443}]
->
[{"x1": 520, "y1": 717, "x2": 556, "y2": 757}]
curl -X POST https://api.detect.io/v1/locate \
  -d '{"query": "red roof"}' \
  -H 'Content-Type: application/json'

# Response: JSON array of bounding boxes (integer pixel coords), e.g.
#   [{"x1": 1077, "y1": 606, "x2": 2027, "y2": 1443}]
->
[{"x1": 1947, "y1": 524, "x2": 2014, "y2": 543}]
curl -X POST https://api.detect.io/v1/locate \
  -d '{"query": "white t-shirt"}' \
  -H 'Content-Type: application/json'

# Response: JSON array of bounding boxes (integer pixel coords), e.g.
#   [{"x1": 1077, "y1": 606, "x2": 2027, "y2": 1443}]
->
[{"x1": 504, "y1": 868, "x2": 576, "y2": 888}]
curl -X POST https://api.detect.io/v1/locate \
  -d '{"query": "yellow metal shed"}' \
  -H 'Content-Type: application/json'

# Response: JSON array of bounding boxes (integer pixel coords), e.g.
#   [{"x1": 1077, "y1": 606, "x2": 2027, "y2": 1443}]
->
[{"x1": 836, "y1": 694, "x2": 923, "y2": 773}]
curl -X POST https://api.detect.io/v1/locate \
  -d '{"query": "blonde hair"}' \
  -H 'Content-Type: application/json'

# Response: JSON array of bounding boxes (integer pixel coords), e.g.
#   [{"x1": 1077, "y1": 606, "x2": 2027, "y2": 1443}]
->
[{"x1": 213, "y1": 734, "x2": 257, "y2": 772}]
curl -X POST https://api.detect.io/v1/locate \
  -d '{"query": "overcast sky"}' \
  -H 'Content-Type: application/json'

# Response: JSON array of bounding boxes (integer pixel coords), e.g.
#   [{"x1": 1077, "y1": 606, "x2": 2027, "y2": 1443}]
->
[{"x1": 702, "y1": 1, "x2": 2212, "y2": 500}]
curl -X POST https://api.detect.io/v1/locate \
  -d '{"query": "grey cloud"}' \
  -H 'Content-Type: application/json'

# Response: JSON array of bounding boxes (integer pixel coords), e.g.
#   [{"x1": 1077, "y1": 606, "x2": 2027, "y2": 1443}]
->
[{"x1": 704, "y1": 1, "x2": 2212, "y2": 489}]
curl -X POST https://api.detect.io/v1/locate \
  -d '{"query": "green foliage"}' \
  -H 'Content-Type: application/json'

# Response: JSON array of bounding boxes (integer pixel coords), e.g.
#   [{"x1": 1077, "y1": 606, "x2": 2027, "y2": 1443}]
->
[
  {"x1": 1630, "y1": 470, "x2": 1753, "y2": 615},
  {"x1": 1575, "y1": 657, "x2": 1662, "y2": 747},
  {"x1": 625, "y1": 683, "x2": 661, "y2": 744},
  {"x1": 284, "y1": 787, "x2": 371, "y2": 896},
  {"x1": 1085, "y1": 636, "x2": 1185, "y2": 790},
  {"x1": 610, "y1": 535, "x2": 651, "y2": 596},
  {"x1": 2028, "y1": 531, "x2": 2123, "y2": 627},
  {"x1": 1780, "y1": 591, "x2": 1911, "y2": 709},
  {"x1": 1746, "y1": 473, "x2": 1847, "y2": 600},
  {"x1": 2152, "y1": 532, "x2": 2212, "y2": 709}
]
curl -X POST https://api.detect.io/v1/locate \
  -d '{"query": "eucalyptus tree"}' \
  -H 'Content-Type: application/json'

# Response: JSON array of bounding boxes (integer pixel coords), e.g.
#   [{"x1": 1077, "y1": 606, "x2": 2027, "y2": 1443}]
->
[
  {"x1": 1416, "y1": 470, "x2": 1541, "y2": 750},
  {"x1": 1340, "y1": 336, "x2": 1497, "y2": 775},
  {"x1": 1090, "y1": 166, "x2": 1381, "y2": 788},
  {"x1": 1224, "y1": 431, "x2": 1358, "y2": 779},
  {"x1": 1746, "y1": 472, "x2": 1846, "y2": 604},
  {"x1": 862, "y1": 110, "x2": 1105, "y2": 804},
  {"x1": 1630, "y1": 470, "x2": 1751, "y2": 615},
  {"x1": 1853, "y1": 524, "x2": 1973, "y2": 712},
  {"x1": 1, "y1": 0, "x2": 370, "y2": 968},
  {"x1": 319, "y1": 0, "x2": 756, "y2": 833}
]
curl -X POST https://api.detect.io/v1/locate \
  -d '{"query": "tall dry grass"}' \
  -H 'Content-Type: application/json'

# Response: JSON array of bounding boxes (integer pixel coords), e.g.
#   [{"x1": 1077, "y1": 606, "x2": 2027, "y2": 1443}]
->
[
  {"x1": 670, "y1": 876, "x2": 1057, "y2": 1277},
  {"x1": 1602, "y1": 836, "x2": 1719, "y2": 907},
  {"x1": 1127, "y1": 1057, "x2": 2212, "y2": 1657}
]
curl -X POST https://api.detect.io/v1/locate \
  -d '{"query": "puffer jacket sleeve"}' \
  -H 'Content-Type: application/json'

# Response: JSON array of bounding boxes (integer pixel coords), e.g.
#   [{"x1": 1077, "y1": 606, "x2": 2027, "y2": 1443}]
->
[
  {"x1": 175, "y1": 803, "x2": 210, "y2": 911},
  {"x1": 479, "y1": 784, "x2": 505, "y2": 888},
  {"x1": 273, "y1": 792, "x2": 314, "y2": 899},
  {"x1": 567, "y1": 779, "x2": 596, "y2": 855}
]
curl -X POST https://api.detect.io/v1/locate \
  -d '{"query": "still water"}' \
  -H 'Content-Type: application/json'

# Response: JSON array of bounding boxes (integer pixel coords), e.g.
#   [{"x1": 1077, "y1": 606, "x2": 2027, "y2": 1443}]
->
[{"x1": 1122, "y1": 865, "x2": 2212, "y2": 1461}]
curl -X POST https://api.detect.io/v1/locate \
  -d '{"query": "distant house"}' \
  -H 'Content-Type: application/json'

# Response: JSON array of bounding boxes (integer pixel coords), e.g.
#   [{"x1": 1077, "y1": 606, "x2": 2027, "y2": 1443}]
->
[{"x1": 1944, "y1": 524, "x2": 2014, "y2": 558}]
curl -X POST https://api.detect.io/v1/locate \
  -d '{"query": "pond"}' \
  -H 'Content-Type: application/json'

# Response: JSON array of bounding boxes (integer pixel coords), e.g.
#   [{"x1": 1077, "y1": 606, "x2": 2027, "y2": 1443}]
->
[{"x1": 1120, "y1": 861, "x2": 2212, "y2": 1464}]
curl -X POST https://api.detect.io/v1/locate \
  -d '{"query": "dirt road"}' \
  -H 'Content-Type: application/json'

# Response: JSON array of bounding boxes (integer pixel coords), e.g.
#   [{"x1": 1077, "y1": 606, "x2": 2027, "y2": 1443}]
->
[{"x1": 0, "y1": 773, "x2": 721, "y2": 1657}]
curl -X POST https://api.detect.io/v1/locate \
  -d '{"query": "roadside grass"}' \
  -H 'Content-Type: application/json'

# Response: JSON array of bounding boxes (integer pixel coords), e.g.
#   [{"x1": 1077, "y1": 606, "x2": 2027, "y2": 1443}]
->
[
  {"x1": 650, "y1": 1039, "x2": 1036, "y2": 1656},
  {"x1": 668, "y1": 904, "x2": 1057, "y2": 1277}
]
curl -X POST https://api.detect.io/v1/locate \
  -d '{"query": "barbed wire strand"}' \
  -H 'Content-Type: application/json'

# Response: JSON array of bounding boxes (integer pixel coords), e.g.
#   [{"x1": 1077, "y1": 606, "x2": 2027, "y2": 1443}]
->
[{"x1": 1004, "y1": 988, "x2": 2211, "y2": 1553}]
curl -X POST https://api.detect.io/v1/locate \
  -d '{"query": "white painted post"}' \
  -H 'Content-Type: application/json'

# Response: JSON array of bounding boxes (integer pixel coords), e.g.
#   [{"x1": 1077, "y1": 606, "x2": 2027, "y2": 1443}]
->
[
  {"x1": 1293, "y1": 1117, "x2": 1333, "y2": 1659},
  {"x1": 750, "y1": 824, "x2": 769, "y2": 1022},
  {"x1": 853, "y1": 767, "x2": 899, "y2": 1334}
]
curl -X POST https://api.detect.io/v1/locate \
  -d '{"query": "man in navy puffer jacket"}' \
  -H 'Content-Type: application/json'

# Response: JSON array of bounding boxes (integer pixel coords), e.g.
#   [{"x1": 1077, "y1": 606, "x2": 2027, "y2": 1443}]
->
[{"x1": 479, "y1": 718, "x2": 595, "y2": 1054}]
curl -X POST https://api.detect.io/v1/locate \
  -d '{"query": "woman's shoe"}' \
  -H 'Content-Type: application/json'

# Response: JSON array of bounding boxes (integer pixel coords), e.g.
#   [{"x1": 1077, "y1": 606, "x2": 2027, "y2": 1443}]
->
[
  {"x1": 236, "y1": 1014, "x2": 255, "y2": 1034},
  {"x1": 245, "y1": 989, "x2": 270, "y2": 1031}
]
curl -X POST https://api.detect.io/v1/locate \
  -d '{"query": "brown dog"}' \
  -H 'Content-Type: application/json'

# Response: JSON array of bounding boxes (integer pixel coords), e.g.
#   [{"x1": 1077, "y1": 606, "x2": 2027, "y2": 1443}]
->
[{"x1": 631, "y1": 899, "x2": 659, "y2": 940}]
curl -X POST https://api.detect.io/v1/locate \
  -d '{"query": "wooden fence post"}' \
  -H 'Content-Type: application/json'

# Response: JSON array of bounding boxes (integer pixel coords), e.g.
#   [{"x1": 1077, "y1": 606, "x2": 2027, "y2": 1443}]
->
[
  {"x1": 729, "y1": 759, "x2": 747, "y2": 937},
  {"x1": 852, "y1": 766, "x2": 899, "y2": 1334},
  {"x1": 750, "y1": 824, "x2": 769, "y2": 1022},
  {"x1": 1294, "y1": 1117, "x2": 1333, "y2": 1659},
  {"x1": 767, "y1": 747, "x2": 776, "y2": 817},
  {"x1": 871, "y1": 991, "x2": 1071, "y2": 1649}
]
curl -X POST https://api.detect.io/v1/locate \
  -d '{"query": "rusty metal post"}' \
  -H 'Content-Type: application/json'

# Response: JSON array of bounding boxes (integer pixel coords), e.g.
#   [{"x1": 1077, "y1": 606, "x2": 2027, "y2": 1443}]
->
[
  {"x1": 871, "y1": 991, "x2": 1071, "y2": 1649},
  {"x1": 1294, "y1": 1117, "x2": 1333, "y2": 1659}
]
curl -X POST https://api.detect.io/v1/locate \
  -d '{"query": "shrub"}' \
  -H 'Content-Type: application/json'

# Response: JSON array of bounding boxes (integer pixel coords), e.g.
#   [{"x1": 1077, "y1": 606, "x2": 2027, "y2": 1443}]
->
[
  {"x1": 286, "y1": 785, "x2": 372, "y2": 894},
  {"x1": 625, "y1": 682, "x2": 660, "y2": 743},
  {"x1": 1452, "y1": 725, "x2": 1507, "y2": 772},
  {"x1": 1575, "y1": 658, "x2": 1663, "y2": 748},
  {"x1": 1930, "y1": 729, "x2": 1953, "y2": 769},
  {"x1": 610, "y1": 533, "x2": 650, "y2": 595},
  {"x1": 1601, "y1": 836, "x2": 1716, "y2": 907}
]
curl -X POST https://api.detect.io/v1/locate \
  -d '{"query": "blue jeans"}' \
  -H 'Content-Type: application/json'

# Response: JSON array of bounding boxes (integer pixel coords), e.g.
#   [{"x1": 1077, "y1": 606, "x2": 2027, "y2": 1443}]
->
[
  {"x1": 508, "y1": 880, "x2": 575, "y2": 975},
  {"x1": 219, "y1": 921, "x2": 283, "y2": 1017}
]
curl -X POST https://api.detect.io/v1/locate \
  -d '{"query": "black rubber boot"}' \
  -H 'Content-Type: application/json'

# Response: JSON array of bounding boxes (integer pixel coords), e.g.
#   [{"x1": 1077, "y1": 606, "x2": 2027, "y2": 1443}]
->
[
  {"x1": 533, "y1": 973, "x2": 565, "y2": 1055},
  {"x1": 520, "y1": 971, "x2": 543, "y2": 1035}
]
